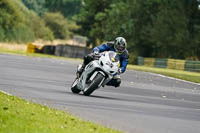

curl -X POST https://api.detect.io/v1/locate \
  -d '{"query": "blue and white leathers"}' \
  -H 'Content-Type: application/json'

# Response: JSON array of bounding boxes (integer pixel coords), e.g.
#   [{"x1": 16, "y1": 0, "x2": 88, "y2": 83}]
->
[{"x1": 93, "y1": 42, "x2": 128, "y2": 73}]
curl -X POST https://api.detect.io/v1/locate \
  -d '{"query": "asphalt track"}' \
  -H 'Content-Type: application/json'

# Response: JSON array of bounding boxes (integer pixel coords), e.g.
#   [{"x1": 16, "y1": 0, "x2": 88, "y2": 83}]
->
[{"x1": 0, "y1": 54, "x2": 200, "y2": 133}]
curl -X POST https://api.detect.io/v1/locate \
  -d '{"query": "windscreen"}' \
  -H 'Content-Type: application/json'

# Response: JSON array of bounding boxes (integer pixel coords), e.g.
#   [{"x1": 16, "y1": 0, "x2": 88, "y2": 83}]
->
[{"x1": 109, "y1": 51, "x2": 119, "y2": 62}]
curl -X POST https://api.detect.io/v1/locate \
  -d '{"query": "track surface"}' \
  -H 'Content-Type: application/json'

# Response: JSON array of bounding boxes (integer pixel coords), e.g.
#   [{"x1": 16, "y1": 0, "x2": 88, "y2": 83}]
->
[{"x1": 0, "y1": 54, "x2": 200, "y2": 133}]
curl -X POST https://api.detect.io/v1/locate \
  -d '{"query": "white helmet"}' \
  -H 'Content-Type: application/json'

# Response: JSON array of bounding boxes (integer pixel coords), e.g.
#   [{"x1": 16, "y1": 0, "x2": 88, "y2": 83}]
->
[{"x1": 114, "y1": 37, "x2": 127, "y2": 53}]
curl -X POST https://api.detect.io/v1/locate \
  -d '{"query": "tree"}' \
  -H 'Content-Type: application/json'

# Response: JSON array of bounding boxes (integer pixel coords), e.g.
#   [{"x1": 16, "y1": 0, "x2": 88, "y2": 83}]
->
[
  {"x1": 43, "y1": 12, "x2": 79, "y2": 39},
  {"x1": 77, "y1": 0, "x2": 200, "y2": 60},
  {"x1": 45, "y1": 0, "x2": 82, "y2": 19},
  {"x1": 22, "y1": 0, "x2": 47, "y2": 16},
  {"x1": 101, "y1": 0, "x2": 161, "y2": 57},
  {"x1": 0, "y1": 0, "x2": 35, "y2": 42},
  {"x1": 183, "y1": 0, "x2": 200, "y2": 59},
  {"x1": 0, "y1": 0, "x2": 54, "y2": 42},
  {"x1": 76, "y1": 0, "x2": 116, "y2": 46},
  {"x1": 149, "y1": 0, "x2": 189, "y2": 58}
]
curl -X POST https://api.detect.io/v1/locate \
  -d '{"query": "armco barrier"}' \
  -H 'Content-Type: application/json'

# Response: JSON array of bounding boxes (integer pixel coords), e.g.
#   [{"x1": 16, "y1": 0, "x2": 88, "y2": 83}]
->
[
  {"x1": 54, "y1": 45, "x2": 92, "y2": 58},
  {"x1": 137, "y1": 56, "x2": 200, "y2": 72},
  {"x1": 185, "y1": 60, "x2": 200, "y2": 72},
  {"x1": 143, "y1": 58, "x2": 155, "y2": 67},
  {"x1": 167, "y1": 59, "x2": 185, "y2": 70},
  {"x1": 137, "y1": 56, "x2": 144, "y2": 65},
  {"x1": 155, "y1": 58, "x2": 167, "y2": 68}
]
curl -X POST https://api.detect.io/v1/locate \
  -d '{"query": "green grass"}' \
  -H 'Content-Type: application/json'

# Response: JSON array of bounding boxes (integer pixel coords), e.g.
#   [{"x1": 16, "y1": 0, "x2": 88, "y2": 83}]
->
[
  {"x1": 128, "y1": 65, "x2": 200, "y2": 83},
  {"x1": 0, "y1": 48, "x2": 26, "y2": 55},
  {"x1": 0, "y1": 92, "x2": 121, "y2": 133}
]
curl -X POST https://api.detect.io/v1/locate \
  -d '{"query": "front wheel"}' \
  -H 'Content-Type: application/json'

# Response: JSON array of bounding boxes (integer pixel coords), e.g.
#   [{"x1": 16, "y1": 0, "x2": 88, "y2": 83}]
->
[
  {"x1": 83, "y1": 73, "x2": 104, "y2": 96},
  {"x1": 71, "y1": 78, "x2": 81, "y2": 94}
]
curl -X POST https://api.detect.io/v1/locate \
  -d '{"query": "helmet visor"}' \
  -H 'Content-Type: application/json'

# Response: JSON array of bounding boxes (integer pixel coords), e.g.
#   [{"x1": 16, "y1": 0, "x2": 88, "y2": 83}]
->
[{"x1": 116, "y1": 44, "x2": 125, "y2": 52}]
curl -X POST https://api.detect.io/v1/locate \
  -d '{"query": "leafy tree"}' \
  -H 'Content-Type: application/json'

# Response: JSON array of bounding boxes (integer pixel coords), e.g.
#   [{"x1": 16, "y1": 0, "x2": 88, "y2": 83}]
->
[
  {"x1": 76, "y1": 0, "x2": 116, "y2": 46},
  {"x1": 0, "y1": 26, "x2": 5, "y2": 41},
  {"x1": 45, "y1": 0, "x2": 82, "y2": 19},
  {"x1": 77, "y1": 0, "x2": 200, "y2": 60},
  {"x1": 97, "y1": 0, "x2": 161, "y2": 58},
  {"x1": 149, "y1": 0, "x2": 189, "y2": 58},
  {"x1": 43, "y1": 12, "x2": 79, "y2": 39},
  {"x1": 0, "y1": 0, "x2": 54, "y2": 42},
  {"x1": 0, "y1": 0, "x2": 35, "y2": 42},
  {"x1": 183, "y1": 0, "x2": 200, "y2": 60},
  {"x1": 22, "y1": 0, "x2": 47, "y2": 16},
  {"x1": 28, "y1": 11, "x2": 54, "y2": 41}
]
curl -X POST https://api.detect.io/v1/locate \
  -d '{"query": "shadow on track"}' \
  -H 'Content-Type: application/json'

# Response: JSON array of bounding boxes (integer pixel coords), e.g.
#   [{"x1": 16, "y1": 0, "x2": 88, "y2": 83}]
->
[
  {"x1": 64, "y1": 90, "x2": 123, "y2": 101},
  {"x1": 89, "y1": 95, "x2": 121, "y2": 101}
]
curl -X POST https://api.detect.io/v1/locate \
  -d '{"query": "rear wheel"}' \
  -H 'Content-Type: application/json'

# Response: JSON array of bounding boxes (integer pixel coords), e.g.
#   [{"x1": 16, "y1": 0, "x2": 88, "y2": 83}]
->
[
  {"x1": 83, "y1": 73, "x2": 104, "y2": 96},
  {"x1": 71, "y1": 78, "x2": 81, "y2": 94}
]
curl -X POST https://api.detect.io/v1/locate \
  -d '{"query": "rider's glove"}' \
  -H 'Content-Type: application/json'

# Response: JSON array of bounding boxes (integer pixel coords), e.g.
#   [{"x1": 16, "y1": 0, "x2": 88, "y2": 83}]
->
[
  {"x1": 118, "y1": 68, "x2": 122, "y2": 74},
  {"x1": 93, "y1": 50, "x2": 99, "y2": 55}
]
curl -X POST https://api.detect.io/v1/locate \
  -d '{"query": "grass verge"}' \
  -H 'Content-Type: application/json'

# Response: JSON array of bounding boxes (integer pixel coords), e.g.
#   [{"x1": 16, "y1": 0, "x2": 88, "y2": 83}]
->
[
  {"x1": 0, "y1": 46, "x2": 81, "y2": 61},
  {"x1": 0, "y1": 45, "x2": 199, "y2": 83},
  {"x1": 0, "y1": 92, "x2": 121, "y2": 133},
  {"x1": 128, "y1": 65, "x2": 200, "y2": 83}
]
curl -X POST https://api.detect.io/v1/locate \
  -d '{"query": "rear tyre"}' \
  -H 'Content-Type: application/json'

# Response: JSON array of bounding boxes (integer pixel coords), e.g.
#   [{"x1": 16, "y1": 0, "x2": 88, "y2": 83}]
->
[
  {"x1": 83, "y1": 73, "x2": 104, "y2": 96},
  {"x1": 71, "y1": 78, "x2": 81, "y2": 94}
]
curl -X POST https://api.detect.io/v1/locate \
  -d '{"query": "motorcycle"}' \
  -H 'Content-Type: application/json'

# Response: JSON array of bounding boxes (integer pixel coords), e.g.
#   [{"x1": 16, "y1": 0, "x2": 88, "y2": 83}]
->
[{"x1": 71, "y1": 51, "x2": 120, "y2": 96}]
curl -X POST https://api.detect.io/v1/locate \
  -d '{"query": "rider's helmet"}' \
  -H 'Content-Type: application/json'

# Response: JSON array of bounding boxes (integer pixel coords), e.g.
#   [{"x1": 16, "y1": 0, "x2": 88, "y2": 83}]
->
[{"x1": 114, "y1": 37, "x2": 127, "y2": 53}]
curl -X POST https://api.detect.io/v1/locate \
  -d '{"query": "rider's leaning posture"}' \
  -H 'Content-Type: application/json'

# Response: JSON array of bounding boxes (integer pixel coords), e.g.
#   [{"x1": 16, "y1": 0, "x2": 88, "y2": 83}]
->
[{"x1": 77, "y1": 37, "x2": 129, "y2": 87}]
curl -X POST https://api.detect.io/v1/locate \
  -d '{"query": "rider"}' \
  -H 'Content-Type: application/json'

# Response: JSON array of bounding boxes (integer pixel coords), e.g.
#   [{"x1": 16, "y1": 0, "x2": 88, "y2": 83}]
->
[{"x1": 77, "y1": 37, "x2": 129, "y2": 87}]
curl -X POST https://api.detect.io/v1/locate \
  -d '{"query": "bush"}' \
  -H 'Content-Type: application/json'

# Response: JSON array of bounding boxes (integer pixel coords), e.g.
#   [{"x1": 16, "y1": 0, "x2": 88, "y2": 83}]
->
[
  {"x1": 128, "y1": 52, "x2": 138, "y2": 65},
  {"x1": 43, "y1": 12, "x2": 79, "y2": 39},
  {"x1": 0, "y1": 26, "x2": 5, "y2": 41},
  {"x1": 0, "y1": 0, "x2": 54, "y2": 43},
  {"x1": 27, "y1": 11, "x2": 54, "y2": 41},
  {"x1": 6, "y1": 24, "x2": 35, "y2": 43}
]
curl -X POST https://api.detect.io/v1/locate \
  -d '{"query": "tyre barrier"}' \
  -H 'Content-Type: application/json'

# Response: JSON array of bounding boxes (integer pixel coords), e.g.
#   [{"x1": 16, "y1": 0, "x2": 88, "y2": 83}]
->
[
  {"x1": 26, "y1": 43, "x2": 40, "y2": 53},
  {"x1": 138, "y1": 56, "x2": 200, "y2": 72},
  {"x1": 27, "y1": 43, "x2": 92, "y2": 58},
  {"x1": 54, "y1": 44, "x2": 92, "y2": 58},
  {"x1": 41, "y1": 45, "x2": 55, "y2": 55}
]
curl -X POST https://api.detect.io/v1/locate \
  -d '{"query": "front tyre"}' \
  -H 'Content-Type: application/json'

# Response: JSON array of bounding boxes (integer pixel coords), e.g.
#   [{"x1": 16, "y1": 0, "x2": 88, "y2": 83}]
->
[
  {"x1": 71, "y1": 78, "x2": 81, "y2": 94},
  {"x1": 83, "y1": 73, "x2": 104, "y2": 96}
]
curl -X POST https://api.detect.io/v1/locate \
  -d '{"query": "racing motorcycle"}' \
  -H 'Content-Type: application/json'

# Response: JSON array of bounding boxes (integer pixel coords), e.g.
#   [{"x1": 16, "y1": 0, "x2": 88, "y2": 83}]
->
[{"x1": 71, "y1": 51, "x2": 120, "y2": 96}]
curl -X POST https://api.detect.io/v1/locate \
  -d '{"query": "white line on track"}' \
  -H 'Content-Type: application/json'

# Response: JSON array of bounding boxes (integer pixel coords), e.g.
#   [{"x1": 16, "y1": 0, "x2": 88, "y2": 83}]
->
[
  {"x1": 0, "y1": 90, "x2": 12, "y2": 96},
  {"x1": 148, "y1": 72, "x2": 200, "y2": 86}
]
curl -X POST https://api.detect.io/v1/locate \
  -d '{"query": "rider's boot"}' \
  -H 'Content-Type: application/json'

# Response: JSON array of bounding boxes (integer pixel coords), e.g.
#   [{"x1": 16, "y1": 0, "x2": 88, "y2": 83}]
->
[{"x1": 106, "y1": 75, "x2": 121, "y2": 87}]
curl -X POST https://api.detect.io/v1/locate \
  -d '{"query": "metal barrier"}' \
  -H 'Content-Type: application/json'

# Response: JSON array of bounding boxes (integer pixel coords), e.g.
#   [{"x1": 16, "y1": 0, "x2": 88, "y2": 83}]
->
[
  {"x1": 155, "y1": 58, "x2": 167, "y2": 68},
  {"x1": 185, "y1": 60, "x2": 200, "y2": 72},
  {"x1": 167, "y1": 59, "x2": 185, "y2": 70}
]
